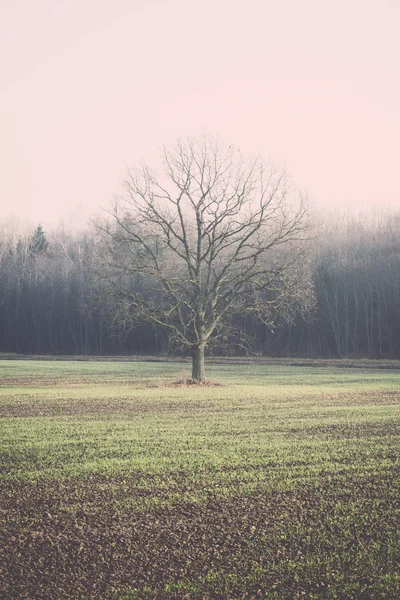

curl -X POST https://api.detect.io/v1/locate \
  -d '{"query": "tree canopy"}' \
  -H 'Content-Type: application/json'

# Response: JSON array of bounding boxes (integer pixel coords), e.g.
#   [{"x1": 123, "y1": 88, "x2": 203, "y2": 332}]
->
[{"x1": 97, "y1": 136, "x2": 314, "y2": 380}]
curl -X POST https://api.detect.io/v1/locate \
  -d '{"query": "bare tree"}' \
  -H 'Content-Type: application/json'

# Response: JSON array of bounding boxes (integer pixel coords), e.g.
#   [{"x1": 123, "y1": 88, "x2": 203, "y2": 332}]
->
[{"x1": 96, "y1": 136, "x2": 315, "y2": 381}]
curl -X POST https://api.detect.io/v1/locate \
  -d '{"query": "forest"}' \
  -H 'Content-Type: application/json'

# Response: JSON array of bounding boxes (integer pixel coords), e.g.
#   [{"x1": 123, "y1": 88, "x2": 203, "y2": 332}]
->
[{"x1": 0, "y1": 209, "x2": 399, "y2": 359}]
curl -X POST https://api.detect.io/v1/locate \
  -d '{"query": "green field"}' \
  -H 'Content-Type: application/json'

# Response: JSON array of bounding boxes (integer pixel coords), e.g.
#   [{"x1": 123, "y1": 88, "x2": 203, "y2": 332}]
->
[{"x1": 1, "y1": 359, "x2": 399, "y2": 599}]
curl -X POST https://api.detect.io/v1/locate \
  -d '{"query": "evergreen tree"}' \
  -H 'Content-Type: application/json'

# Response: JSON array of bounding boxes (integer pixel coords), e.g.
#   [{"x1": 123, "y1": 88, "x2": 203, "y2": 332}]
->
[{"x1": 28, "y1": 224, "x2": 48, "y2": 256}]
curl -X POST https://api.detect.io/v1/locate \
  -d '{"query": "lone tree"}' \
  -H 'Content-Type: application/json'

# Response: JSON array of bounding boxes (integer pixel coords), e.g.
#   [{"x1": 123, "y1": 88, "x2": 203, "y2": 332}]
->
[{"x1": 97, "y1": 137, "x2": 314, "y2": 381}]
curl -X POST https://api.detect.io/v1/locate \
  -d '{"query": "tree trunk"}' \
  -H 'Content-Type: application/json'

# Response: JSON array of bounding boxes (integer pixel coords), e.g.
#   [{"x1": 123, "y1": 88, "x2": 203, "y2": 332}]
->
[{"x1": 192, "y1": 344, "x2": 206, "y2": 382}]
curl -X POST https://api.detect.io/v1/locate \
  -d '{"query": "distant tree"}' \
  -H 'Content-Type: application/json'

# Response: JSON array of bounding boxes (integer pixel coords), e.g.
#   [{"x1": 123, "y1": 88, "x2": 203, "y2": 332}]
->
[
  {"x1": 28, "y1": 224, "x2": 48, "y2": 256},
  {"x1": 313, "y1": 210, "x2": 400, "y2": 358},
  {"x1": 96, "y1": 136, "x2": 315, "y2": 381}
]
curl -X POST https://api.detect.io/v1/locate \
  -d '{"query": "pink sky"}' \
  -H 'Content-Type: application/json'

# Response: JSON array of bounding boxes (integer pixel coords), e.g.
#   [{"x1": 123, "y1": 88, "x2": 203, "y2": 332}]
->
[{"x1": 1, "y1": 0, "x2": 399, "y2": 228}]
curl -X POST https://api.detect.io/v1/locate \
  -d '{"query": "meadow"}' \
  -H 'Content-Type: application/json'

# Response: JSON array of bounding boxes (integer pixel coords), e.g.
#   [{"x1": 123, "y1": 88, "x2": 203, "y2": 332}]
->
[{"x1": 1, "y1": 358, "x2": 399, "y2": 599}]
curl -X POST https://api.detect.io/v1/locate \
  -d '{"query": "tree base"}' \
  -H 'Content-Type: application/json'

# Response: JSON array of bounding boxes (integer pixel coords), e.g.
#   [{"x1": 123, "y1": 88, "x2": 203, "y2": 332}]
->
[{"x1": 191, "y1": 345, "x2": 206, "y2": 382}]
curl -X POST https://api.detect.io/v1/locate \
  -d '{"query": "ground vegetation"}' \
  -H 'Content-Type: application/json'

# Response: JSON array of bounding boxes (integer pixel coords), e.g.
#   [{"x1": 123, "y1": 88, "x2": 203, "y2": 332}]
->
[{"x1": 1, "y1": 358, "x2": 399, "y2": 599}]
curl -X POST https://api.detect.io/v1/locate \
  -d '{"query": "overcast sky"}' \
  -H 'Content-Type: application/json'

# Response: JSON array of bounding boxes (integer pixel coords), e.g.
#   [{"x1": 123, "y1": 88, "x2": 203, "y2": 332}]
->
[{"x1": 1, "y1": 0, "x2": 399, "y2": 228}]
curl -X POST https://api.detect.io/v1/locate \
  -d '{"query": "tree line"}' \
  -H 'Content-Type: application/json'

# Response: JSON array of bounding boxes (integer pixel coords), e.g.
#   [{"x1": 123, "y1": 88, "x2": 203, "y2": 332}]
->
[{"x1": 1, "y1": 210, "x2": 399, "y2": 360}]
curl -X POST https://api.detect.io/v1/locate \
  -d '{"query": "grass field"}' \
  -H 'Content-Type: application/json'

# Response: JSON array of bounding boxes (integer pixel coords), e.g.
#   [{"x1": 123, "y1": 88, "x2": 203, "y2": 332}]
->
[{"x1": 1, "y1": 358, "x2": 399, "y2": 599}]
